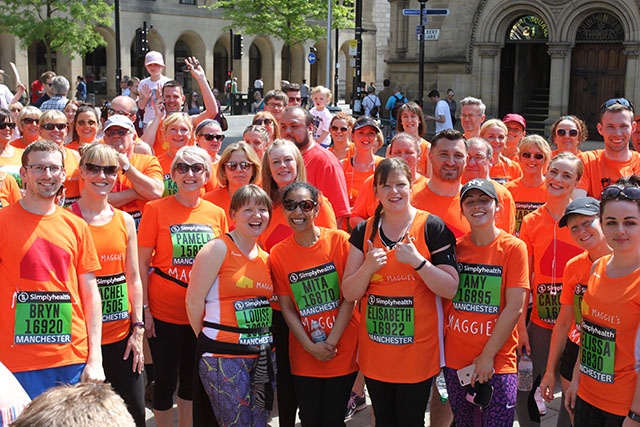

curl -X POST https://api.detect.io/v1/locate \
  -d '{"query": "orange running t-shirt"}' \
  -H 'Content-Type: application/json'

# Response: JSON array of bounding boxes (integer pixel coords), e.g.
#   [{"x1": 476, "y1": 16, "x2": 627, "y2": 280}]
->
[
  {"x1": 203, "y1": 186, "x2": 233, "y2": 226},
  {"x1": 412, "y1": 181, "x2": 470, "y2": 238},
  {"x1": 0, "y1": 172, "x2": 21, "y2": 207},
  {"x1": 577, "y1": 255, "x2": 640, "y2": 416},
  {"x1": 519, "y1": 205, "x2": 583, "y2": 329},
  {"x1": 503, "y1": 177, "x2": 546, "y2": 236},
  {"x1": 111, "y1": 153, "x2": 163, "y2": 219},
  {"x1": 445, "y1": 231, "x2": 529, "y2": 373},
  {"x1": 156, "y1": 153, "x2": 178, "y2": 198},
  {"x1": 559, "y1": 251, "x2": 592, "y2": 345},
  {"x1": 578, "y1": 149, "x2": 640, "y2": 198},
  {"x1": 490, "y1": 156, "x2": 522, "y2": 184},
  {"x1": 0, "y1": 203, "x2": 100, "y2": 373},
  {"x1": 0, "y1": 146, "x2": 23, "y2": 188},
  {"x1": 417, "y1": 138, "x2": 431, "y2": 178},
  {"x1": 138, "y1": 196, "x2": 228, "y2": 325},
  {"x1": 340, "y1": 155, "x2": 383, "y2": 208},
  {"x1": 270, "y1": 228, "x2": 359, "y2": 378}
]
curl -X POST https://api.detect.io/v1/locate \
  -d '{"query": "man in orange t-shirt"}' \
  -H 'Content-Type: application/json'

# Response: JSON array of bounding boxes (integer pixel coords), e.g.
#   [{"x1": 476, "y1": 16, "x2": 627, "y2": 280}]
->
[{"x1": 0, "y1": 140, "x2": 102, "y2": 399}]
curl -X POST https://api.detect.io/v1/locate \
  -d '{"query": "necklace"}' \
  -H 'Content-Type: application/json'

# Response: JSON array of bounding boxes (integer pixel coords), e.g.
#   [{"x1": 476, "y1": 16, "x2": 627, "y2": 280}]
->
[{"x1": 377, "y1": 218, "x2": 411, "y2": 251}]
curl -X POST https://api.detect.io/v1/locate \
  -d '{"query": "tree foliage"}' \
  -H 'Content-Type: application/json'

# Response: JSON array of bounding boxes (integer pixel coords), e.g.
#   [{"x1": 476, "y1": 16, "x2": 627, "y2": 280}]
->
[
  {"x1": 207, "y1": 0, "x2": 354, "y2": 47},
  {"x1": 0, "y1": 0, "x2": 113, "y2": 70}
]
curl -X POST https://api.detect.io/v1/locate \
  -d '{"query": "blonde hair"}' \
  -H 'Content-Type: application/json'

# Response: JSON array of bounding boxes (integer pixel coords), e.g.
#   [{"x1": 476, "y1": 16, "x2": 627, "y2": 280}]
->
[
  {"x1": 479, "y1": 119, "x2": 507, "y2": 137},
  {"x1": 79, "y1": 143, "x2": 119, "y2": 166},
  {"x1": 217, "y1": 142, "x2": 261, "y2": 186},
  {"x1": 261, "y1": 139, "x2": 306, "y2": 202},
  {"x1": 311, "y1": 85, "x2": 332, "y2": 102}
]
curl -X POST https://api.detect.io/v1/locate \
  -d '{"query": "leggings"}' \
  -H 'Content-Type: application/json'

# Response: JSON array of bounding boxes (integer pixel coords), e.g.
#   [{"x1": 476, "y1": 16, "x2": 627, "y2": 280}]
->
[
  {"x1": 443, "y1": 367, "x2": 517, "y2": 427},
  {"x1": 293, "y1": 372, "x2": 357, "y2": 427},
  {"x1": 365, "y1": 376, "x2": 433, "y2": 427},
  {"x1": 574, "y1": 396, "x2": 625, "y2": 427},
  {"x1": 273, "y1": 309, "x2": 297, "y2": 426}
]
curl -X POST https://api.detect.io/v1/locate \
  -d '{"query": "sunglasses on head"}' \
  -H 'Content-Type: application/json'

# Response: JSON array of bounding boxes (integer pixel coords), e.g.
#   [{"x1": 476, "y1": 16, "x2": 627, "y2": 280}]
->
[
  {"x1": 224, "y1": 161, "x2": 252, "y2": 172},
  {"x1": 22, "y1": 118, "x2": 39, "y2": 125},
  {"x1": 0, "y1": 122, "x2": 16, "y2": 130},
  {"x1": 83, "y1": 163, "x2": 119, "y2": 176},
  {"x1": 175, "y1": 162, "x2": 206, "y2": 174},
  {"x1": 41, "y1": 123, "x2": 67, "y2": 131},
  {"x1": 254, "y1": 118, "x2": 273, "y2": 126},
  {"x1": 556, "y1": 128, "x2": 578, "y2": 137},
  {"x1": 520, "y1": 152, "x2": 544, "y2": 160},
  {"x1": 199, "y1": 133, "x2": 225, "y2": 142},
  {"x1": 331, "y1": 125, "x2": 349, "y2": 132},
  {"x1": 601, "y1": 185, "x2": 640, "y2": 201},
  {"x1": 282, "y1": 199, "x2": 317, "y2": 212},
  {"x1": 601, "y1": 98, "x2": 634, "y2": 112}
]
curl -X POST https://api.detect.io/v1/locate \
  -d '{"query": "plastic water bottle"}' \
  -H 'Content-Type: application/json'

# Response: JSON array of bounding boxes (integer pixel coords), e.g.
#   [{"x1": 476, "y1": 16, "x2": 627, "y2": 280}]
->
[
  {"x1": 518, "y1": 354, "x2": 533, "y2": 391},
  {"x1": 436, "y1": 371, "x2": 448, "y2": 403},
  {"x1": 310, "y1": 320, "x2": 326, "y2": 343}
]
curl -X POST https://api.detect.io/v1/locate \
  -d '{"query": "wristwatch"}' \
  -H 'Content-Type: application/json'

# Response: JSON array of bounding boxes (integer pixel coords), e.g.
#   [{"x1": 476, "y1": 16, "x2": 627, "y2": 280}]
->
[{"x1": 122, "y1": 163, "x2": 131, "y2": 174}]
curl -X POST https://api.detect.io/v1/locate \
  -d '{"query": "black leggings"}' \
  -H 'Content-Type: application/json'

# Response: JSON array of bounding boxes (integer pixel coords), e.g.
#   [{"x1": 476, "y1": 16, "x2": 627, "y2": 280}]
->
[
  {"x1": 294, "y1": 372, "x2": 357, "y2": 427},
  {"x1": 365, "y1": 376, "x2": 433, "y2": 427},
  {"x1": 273, "y1": 309, "x2": 298, "y2": 426}
]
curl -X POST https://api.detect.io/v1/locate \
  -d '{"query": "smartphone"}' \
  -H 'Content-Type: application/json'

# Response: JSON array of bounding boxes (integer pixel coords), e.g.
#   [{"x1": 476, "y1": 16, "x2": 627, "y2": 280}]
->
[
  {"x1": 457, "y1": 364, "x2": 476, "y2": 387},
  {"x1": 465, "y1": 382, "x2": 493, "y2": 408}
]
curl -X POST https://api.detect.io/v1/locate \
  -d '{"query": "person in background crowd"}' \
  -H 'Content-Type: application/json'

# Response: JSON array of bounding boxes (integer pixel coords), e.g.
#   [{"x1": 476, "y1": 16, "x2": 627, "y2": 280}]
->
[
  {"x1": 76, "y1": 76, "x2": 87, "y2": 102},
  {"x1": 12, "y1": 106, "x2": 41, "y2": 149},
  {"x1": 300, "y1": 79, "x2": 310, "y2": 107},
  {"x1": 632, "y1": 114, "x2": 640, "y2": 151},
  {"x1": 502, "y1": 113, "x2": 526, "y2": 160},
  {"x1": 63, "y1": 100, "x2": 80, "y2": 145},
  {"x1": 309, "y1": 86, "x2": 333, "y2": 148},
  {"x1": 384, "y1": 86, "x2": 408, "y2": 131},
  {"x1": 460, "y1": 97, "x2": 486, "y2": 140},
  {"x1": 155, "y1": 112, "x2": 195, "y2": 198},
  {"x1": 194, "y1": 119, "x2": 223, "y2": 192},
  {"x1": 0, "y1": 108, "x2": 23, "y2": 185},
  {"x1": 40, "y1": 76, "x2": 70, "y2": 112},
  {"x1": 263, "y1": 90, "x2": 288, "y2": 124},
  {"x1": 30, "y1": 73, "x2": 46, "y2": 105},
  {"x1": 184, "y1": 92, "x2": 201, "y2": 116},
  {"x1": 284, "y1": 83, "x2": 302, "y2": 108},
  {"x1": 0, "y1": 69, "x2": 25, "y2": 110},
  {"x1": 8, "y1": 102, "x2": 23, "y2": 141},
  {"x1": 121, "y1": 76, "x2": 131, "y2": 97},
  {"x1": 445, "y1": 89, "x2": 457, "y2": 127},
  {"x1": 549, "y1": 115, "x2": 588, "y2": 157},
  {"x1": 137, "y1": 51, "x2": 172, "y2": 128},
  {"x1": 106, "y1": 96, "x2": 152, "y2": 154},
  {"x1": 68, "y1": 104, "x2": 101, "y2": 152},
  {"x1": 480, "y1": 119, "x2": 522, "y2": 184},
  {"x1": 362, "y1": 86, "x2": 381, "y2": 119},
  {"x1": 242, "y1": 125, "x2": 269, "y2": 161},
  {"x1": 253, "y1": 111, "x2": 280, "y2": 143},
  {"x1": 252, "y1": 90, "x2": 265, "y2": 113},
  {"x1": 395, "y1": 102, "x2": 431, "y2": 178},
  {"x1": 329, "y1": 112, "x2": 356, "y2": 162},
  {"x1": 33, "y1": 71, "x2": 55, "y2": 109},
  {"x1": 426, "y1": 90, "x2": 453, "y2": 133}
]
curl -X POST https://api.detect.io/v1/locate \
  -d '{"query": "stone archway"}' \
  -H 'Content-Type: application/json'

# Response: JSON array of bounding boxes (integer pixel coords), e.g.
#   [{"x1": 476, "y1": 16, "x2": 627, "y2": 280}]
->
[
  {"x1": 213, "y1": 37, "x2": 229, "y2": 94},
  {"x1": 249, "y1": 37, "x2": 275, "y2": 91}
]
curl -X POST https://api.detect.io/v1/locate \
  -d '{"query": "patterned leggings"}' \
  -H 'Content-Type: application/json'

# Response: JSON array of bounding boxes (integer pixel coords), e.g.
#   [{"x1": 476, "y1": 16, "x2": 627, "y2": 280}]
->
[
  {"x1": 443, "y1": 367, "x2": 518, "y2": 427},
  {"x1": 199, "y1": 355, "x2": 276, "y2": 427}
]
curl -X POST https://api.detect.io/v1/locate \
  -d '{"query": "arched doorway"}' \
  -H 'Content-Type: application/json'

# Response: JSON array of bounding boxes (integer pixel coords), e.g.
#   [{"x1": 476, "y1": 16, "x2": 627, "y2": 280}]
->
[
  {"x1": 249, "y1": 43, "x2": 262, "y2": 92},
  {"x1": 569, "y1": 12, "x2": 626, "y2": 139},
  {"x1": 213, "y1": 39, "x2": 229, "y2": 93},
  {"x1": 85, "y1": 46, "x2": 108, "y2": 98},
  {"x1": 174, "y1": 40, "x2": 192, "y2": 92},
  {"x1": 499, "y1": 15, "x2": 550, "y2": 134}
]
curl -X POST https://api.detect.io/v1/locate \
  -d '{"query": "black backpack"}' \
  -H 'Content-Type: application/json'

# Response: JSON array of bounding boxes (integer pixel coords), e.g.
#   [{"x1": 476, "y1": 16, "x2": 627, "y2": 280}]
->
[
  {"x1": 391, "y1": 94, "x2": 407, "y2": 121},
  {"x1": 368, "y1": 95, "x2": 379, "y2": 117}
]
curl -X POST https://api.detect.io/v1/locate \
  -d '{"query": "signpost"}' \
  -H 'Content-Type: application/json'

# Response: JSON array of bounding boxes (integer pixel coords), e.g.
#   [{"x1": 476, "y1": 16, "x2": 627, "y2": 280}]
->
[{"x1": 308, "y1": 52, "x2": 316, "y2": 64}]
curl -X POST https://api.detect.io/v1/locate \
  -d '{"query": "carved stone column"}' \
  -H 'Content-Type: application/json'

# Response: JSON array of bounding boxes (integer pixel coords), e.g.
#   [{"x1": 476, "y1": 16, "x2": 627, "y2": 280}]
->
[
  {"x1": 476, "y1": 43, "x2": 500, "y2": 117},
  {"x1": 624, "y1": 42, "x2": 640, "y2": 105},
  {"x1": 546, "y1": 43, "x2": 572, "y2": 119}
]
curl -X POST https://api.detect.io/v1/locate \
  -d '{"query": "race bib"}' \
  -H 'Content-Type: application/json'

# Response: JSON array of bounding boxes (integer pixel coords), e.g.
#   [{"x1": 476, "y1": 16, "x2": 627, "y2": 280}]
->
[
  {"x1": 365, "y1": 294, "x2": 414, "y2": 345},
  {"x1": 454, "y1": 263, "x2": 502, "y2": 314},
  {"x1": 572, "y1": 282, "x2": 587, "y2": 330},
  {"x1": 536, "y1": 283, "x2": 562, "y2": 324},
  {"x1": 580, "y1": 319, "x2": 615, "y2": 384},
  {"x1": 162, "y1": 174, "x2": 178, "y2": 197},
  {"x1": 514, "y1": 201, "x2": 543, "y2": 236},
  {"x1": 289, "y1": 262, "x2": 340, "y2": 318},
  {"x1": 170, "y1": 223, "x2": 214, "y2": 265},
  {"x1": 14, "y1": 291, "x2": 72, "y2": 345},
  {"x1": 97, "y1": 273, "x2": 129, "y2": 323},
  {"x1": 234, "y1": 297, "x2": 273, "y2": 345}
]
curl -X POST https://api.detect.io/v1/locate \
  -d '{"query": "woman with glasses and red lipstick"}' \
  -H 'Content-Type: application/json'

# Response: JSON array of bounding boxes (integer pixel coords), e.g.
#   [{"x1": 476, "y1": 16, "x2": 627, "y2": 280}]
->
[
  {"x1": 270, "y1": 181, "x2": 359, "y2": 426},
  {"x1": 203, "y1": 141, "x2": 261, "y2": 226},
  {"x1": 565, "y1": 177, "x2": 640, "y2": 427},
  {"x1": 71, "y1": 143, "x2": 146, "y2": 426},
  {"x1": 138, "y1": 146, "x2": 228, "y2": 427},
  {"x1": 550, "y1": 115, "x2": 588, "y2": 157},
  {"x1": 195, "y1": 119, "x2": 224, "y2": 192}
]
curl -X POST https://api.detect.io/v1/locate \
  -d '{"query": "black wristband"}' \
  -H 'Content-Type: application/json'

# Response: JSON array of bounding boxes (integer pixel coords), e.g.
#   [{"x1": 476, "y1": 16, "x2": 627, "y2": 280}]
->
[
  {"x1": 629, "y1": 411, "x2": 640, "y2": 423},
  {"x1": 414, "y1": 259, "x2": 427, "y2": 271}
]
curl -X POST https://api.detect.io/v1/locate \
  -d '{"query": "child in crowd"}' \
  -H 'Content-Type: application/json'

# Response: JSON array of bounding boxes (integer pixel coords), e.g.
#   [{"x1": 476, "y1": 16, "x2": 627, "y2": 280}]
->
[
  {"x1": 309, "y1": 85, "x2": 333, "y2": 148},
  {"x1": 136, "y1": 51, "x2": 172, "y2": 129}
]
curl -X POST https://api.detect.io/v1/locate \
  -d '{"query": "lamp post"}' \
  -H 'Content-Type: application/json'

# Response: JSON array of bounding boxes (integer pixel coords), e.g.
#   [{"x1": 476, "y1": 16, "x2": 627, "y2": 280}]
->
[
  {"x1": 115, "y1": 0, "x2": 121, "y2": 95},
  {"x1": 417, "y1": 0, "x2": 428, "y2": 107}
]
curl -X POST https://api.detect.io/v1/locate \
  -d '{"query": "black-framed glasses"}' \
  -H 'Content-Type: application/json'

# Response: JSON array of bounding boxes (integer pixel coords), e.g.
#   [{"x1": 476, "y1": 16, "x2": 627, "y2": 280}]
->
[
  {"x1": 520, "y1": 152, "x2": 544, "y2": 160},
  {"x1": 199, "y1": 133, "x2": 225, "y2": 142},
  {"x1": 104, "y1": 129, "x2": 131, "y2": 137},
  {"x1": 22, "y1": 118, "x2": 39, "y2": 125},
  {"x1": 175, "y1": 163, "x2": 206, "y2": 175},
  {"x1": 0, "y1": 122, "x2": 16, "y2": 130},
  {"x1": 224, "y1": 161, "x2": 252, "y2": 172},
  {"x1": 601, "y1": 185, "x2": 640, "y2": 201},
  {"x1": 556, "y1": 129, "x2": 578, "y2": 137},
  {"x1": 24, "y1": 164, "x2": 64, "y2": 175},
  {"x1": 83, "y1": 163, "x2": 119, "y2": 176},
  {"x1": 40, "y1": 123, "x2": 68, "y2": 131},
  {"x1": 601, "y1": 98, "x2": 634, "y2": 112},
  {"x1": 467, "y1": 154, "x2": 489, "y2": 163},
  {"x1": 266, "y1": 102, "x2": 284, "y2": 109},
  {"x1": 254, "y1": 118, "x2": 273, "y2": 126},
  {"x1": 331, "y1": 126, "x2": 349, "y2": 132},
  {"x1": 282, "y1": 199, "x2": 317, "y2": 212}
]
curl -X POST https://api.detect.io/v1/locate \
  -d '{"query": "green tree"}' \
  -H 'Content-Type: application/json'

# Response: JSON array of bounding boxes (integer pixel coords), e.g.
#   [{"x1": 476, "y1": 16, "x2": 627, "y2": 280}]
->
[
  {"x1": 0, "y1": 0, "x2": 113, "y2": 70},
  {"x1": 207, "y1": 0, "x2": 354, "y2": 47}
]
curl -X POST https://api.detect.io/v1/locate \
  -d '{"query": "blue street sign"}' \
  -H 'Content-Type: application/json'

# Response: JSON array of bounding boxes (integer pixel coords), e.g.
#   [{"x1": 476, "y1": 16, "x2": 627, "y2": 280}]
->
[
  {"x1": 402, "y1": 8, "x2": 450, "y2": 16},
  {"x1": 308, "y1": 52, "x2": 316, "y2": 64}
]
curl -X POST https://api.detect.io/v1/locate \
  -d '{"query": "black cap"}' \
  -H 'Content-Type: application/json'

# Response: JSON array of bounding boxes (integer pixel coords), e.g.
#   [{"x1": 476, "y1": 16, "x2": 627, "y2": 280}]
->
[
  {"x1": 352, "y1": 116, "x2": 381, "y2": 133},
  {"x1": 559, "y1": 197, "x2": 600, "y2": 227},
  {"x1": 460, "y1": 178, "x2": 498, "y2": 201}
]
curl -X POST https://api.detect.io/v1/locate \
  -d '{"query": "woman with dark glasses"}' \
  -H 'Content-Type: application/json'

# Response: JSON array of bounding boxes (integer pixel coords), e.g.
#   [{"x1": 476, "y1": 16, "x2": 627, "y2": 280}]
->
[
  {"x1": 71, "y1": 143, "x2": 146, "y2": 426},
  {"x1": 252, "y1": 111, "x2": 280, "y2": 143},
  {"x1": 504, "y1": 135, "x2": 552, "y2": 236},
  {"x1": 565, "y1": 177, "x2": 640, "y2": 426},
  {"x1": 68, "y1": 104, "x2": 101, "y2": 152},
  {"x1": 195, "y1": 119, "x2": 224, "y2": 192},
  {"x1": 156, "y1": 113, "x2": 195, "y2": 197},
  {"x1": 550, "y1": 115, "x2": 588, "y2": 157},
  {"x1": 12, "y1": 106, "x2": 42, "y2": 149},
  {"x1": 0, "y1": 108, "x2": 22, "y2": 185},
  {"x1": 204, "y1": 141, "x2": 261, "y2": 226},
  {"x1": 270, "y1": 181, "x2": 359, "y2": 426},
  {"x1": 328, "y1": 111, "x2": 356, "y2": 161},
  {"x1": 138, "y1": 146, "x2": 228, "y2": 427}
]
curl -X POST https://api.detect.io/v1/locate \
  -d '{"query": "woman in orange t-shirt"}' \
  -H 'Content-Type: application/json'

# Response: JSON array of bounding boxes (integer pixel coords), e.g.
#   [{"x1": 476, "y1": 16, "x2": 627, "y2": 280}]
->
[
  {"x1": 155, "y1": 113, "x2": 195, "y2": 198},
  {"x1": 12, "y1": 106, "x2": 41, "y2": 150},
  {"x1": 395, "y1": 102, "x2": 431, "y2": 178},
  {"x1": 504, "y1": 135, "x2": 551, "y2": 236},
  {"x1": 328, "y1": 112, "x2": 355, "y2": 162},
  {"x1": 271, "y1": 182, "x2": 359, "y2": 426},
  {"x1": 0, "y1": 108, "x2": 23, "y2": 188},
  {"x1": 67, "y1": 104, "x2": 101, "y2": 152},
  {"x1": 444, "y1": 178, "x2": 529, "y2": 427},
  {"x1": 194, "y1": 119, "x2": 223, "y2": 193},
  {"x1": 72, "y1": 143, "x2": 145, "y2": 426},
  {"x1": 343, "y1": 158, "x2": 459, "y2": 426},
  {"x1": 138, "y1": 146, "x2": 228, "y2": 427},
  {"x1": 565, "y1": 178, "x2": 640, "y2": 426},
  {"x1": 549, "y1": 115, "x2": 588, "y2": 157}
]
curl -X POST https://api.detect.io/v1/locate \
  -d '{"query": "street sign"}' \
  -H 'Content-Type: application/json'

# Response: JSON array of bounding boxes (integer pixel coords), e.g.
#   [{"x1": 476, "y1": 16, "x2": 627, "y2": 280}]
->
[
  {"x1": 308, "y1": 52, "x2": 316, "y2": 64},
  {"x1": 403, "y1": 8, "x2": 450, "y2": 16},
  {"x1": 424, "y1": 29, "x2": 440, "y2": 40}
]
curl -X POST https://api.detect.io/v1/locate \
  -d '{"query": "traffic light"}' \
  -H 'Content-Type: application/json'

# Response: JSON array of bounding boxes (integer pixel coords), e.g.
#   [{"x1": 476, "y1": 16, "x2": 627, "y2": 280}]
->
[{"x1": 233, "y1": 34, "x2": 243, "y2": 59}]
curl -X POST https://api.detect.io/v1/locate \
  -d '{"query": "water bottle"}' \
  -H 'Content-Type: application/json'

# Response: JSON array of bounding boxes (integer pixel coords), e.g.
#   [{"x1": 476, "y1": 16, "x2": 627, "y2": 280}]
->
[
  {"x1": 310, "y1": 320, "x2": 326, "y2": 343},
  {"x1": 436, "y1": 371, "x2": 448, "y2": 403},
  {"x1": 518, "y1": 354, "x2": 533, "y2": 391}
]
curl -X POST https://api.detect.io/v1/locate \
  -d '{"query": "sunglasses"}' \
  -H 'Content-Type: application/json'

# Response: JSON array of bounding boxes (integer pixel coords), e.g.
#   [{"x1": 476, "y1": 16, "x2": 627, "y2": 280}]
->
[
  {"x1": 520, "y1": 152, "x2": 544, "y2": 160},
  {"x1": 0, "y1": 122, "x2": 16, "y2": 130},
  {"x1": 556, "y1": 129, "x2": 578, "y2": 137},
  {"x1": 282, "y1": 199, "x2": 317, "y2": 212},
  {"x1": 601, "y1": 185, "x2": 640, "y2": 201},
  {"x1": 224, "y1": 161, "x2": 253, "y2": 172},
  {"x1": 77, "y1": 119, "x2": 98, "y2": 127},
  {"x1": 331, "y1": 126, "x2": 349, "y2": 132},
  {"x1": 22, "y1": 118, "x2": 39, "y2": 125},
  {"x1": 104, "y1": 129, "x2": 131, "y2": 137},
  {"x1": 199, "y1": 133, "x2": 225, "y2": 142},
  {"x1": 175, "y1": 162, "x2": 206, "y2": 174},
  {"x1": 83, "y1": 163, "x2": 119, "y2": 176},
  {"x1": 107, "y1": 108, "x2": 134, "y2": 118},
  {"x1": 601, "y1": 98, "x2": 634, "y2": 111},
  {"x1": 289, "y1": 97, "x2": 302, "y2": 102},
  {"x1": 254, "y1": 118, "x2": 273, "y2": 126},
  {"x1": 40, "y1": 123, "x2": 68, "y2": 131}
]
